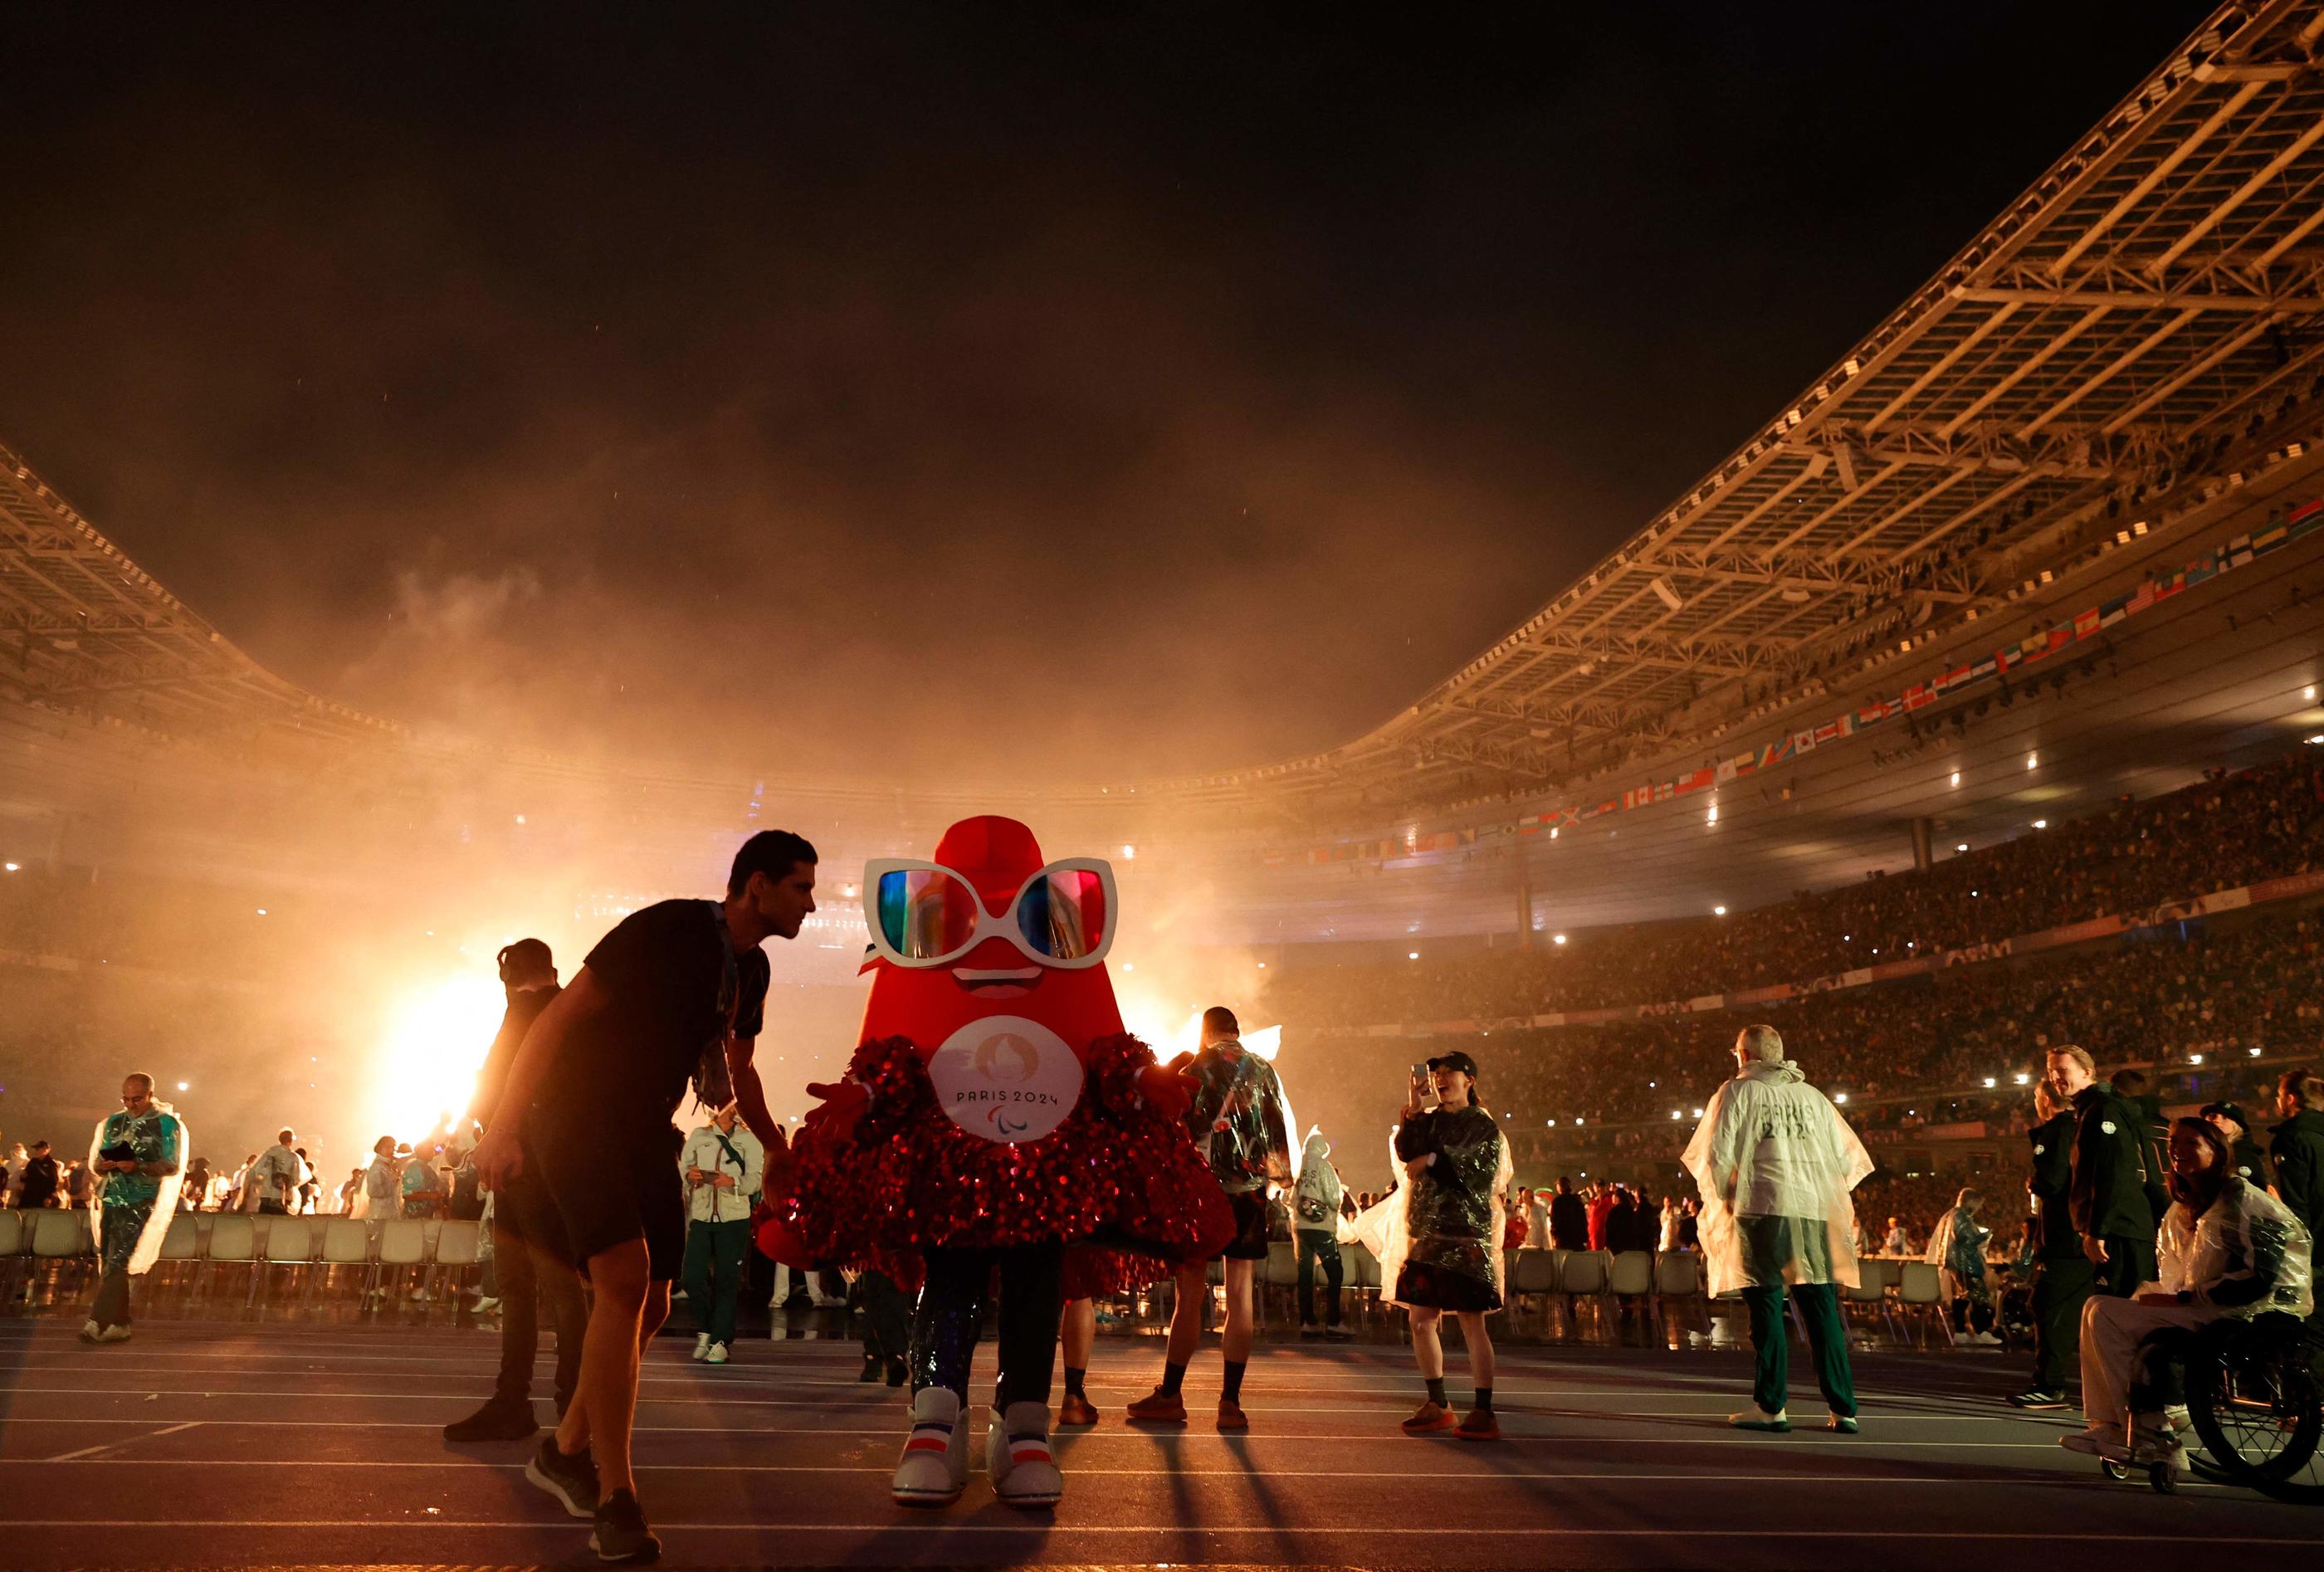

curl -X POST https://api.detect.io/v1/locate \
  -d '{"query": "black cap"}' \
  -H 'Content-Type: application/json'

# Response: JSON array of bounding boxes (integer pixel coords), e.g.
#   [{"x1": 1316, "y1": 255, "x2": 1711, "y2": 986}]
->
[
  {"x1": 2199, "y1": 1101, "x2": 2250, "y2": 1132},
  {"x1": 1426, "y1": 1050, "x2": 1479, "y2": 1078}
]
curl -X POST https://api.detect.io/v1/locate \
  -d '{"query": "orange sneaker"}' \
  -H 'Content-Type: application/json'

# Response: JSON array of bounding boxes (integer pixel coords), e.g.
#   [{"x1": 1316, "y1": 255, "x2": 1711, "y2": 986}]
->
[
  {"x1": 1457, "y1": 1407, "x2": 1502, "y2": 1441},
  {"x1": 1057, "y1": 1392, "x2": 1101, "y2": 1427},
  {"x1": 1216, "y1": 1399, "x2": 1249, "y2": 1432},
  {"x1": 1125, "y1": 1389, "x2": 1188, "y2": 1425},
  {"x1": 1401, "y1": 1399, "x2": 1457, "y2": 1434}
]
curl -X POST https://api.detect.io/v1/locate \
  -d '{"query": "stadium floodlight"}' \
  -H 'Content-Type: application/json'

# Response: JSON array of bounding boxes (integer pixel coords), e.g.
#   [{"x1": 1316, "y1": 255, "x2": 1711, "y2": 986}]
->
[
  {"x1": 2014, "y1": 1072, "x2": 2031, "y2": 1085},
  {"x1": 1669, "y1": 1111, "x2": 1682, "y2": 1120},
  {"x1": 2032, "y1": 819, "x2": 2047, "y2": 828},
  {"x1": 1545, "y1": 1119, "x2": 1555, "y2": 1126},
  {"x1": 1552, "y1": 933, "x2": 1567, "y2": 945},
  {"x1": 2250, "y1": 1047, "x2": 2263, "y2": 1057},
  {"x1": 1950, "y1": 771, "x2": 1960, "y2": 787},
  {"x1": 2190, "y1": 1053, "x2": 2204, "y2": 1066},
  {"x1": 1120, "y1": 844, "x2": 1135, "y2": 859},
  {"x1": 256, "y1": 908, "x2": 267, "y2": 915},
  {"x1": 1408, "y1": 951, "x2": 1419, "y2": 961},
  {"x1": 1692, "y1": 1107, "x2": 1704, "y2": 1118},
  {"x1": 2026, "y1": 753, "x2": 2038, "y2": 769},
  {"x1": 1256, "y1": 961, "x2": 1267, "y2": 969},
  {"x1": 1706, "y1": 804, "x2": 1718, "y2": 825},
  {"x1": 1574, "y1": 1116, "x2": 1584, "y2": 1125},
  {"x1": 1833, "y1": 1092, "x2": 1848, "y2": 1105},
  {"x1": 176, "y1": 1081, "x2": 189, "y2": 1091},
  {"x1": 1712, "y1": 904, "x2": 1727, "y2": 915},
  {"x1": 1982, "y1": 1076, "x2": 1997, "y2": 1088},
  {"x1": 1955, "y1": 843, "x2": 1968, "y2": 852},
  {"x1": 2308, "y1": 735, "x2": 2324, "y2": 746},
  {"x1": 2, "y1": 862, "x2": 16, "y2": 872}
]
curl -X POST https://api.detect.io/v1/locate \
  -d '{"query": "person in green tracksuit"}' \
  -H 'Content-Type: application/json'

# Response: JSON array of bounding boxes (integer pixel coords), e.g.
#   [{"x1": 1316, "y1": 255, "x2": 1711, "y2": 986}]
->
[
  {"x1": 2010, "y1": 1080, "x2": 2090, "y2": 1408},
  {"x1": 2269, "y1": 1067, "x2": 2324, "y2": 1321},
  {"x1": 678, "y1": 1104, "x2": 763, "y2": 1365},
  {"x1": 2051, "y1": 1045, "x2": 2159, "y2": 1298}
]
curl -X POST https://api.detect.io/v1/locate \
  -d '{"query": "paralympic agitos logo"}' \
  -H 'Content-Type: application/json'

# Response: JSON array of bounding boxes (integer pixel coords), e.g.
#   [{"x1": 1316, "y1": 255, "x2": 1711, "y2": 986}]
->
[{"x1": 927, "y1": 1016, "x2": 1082, "y2": 1143}]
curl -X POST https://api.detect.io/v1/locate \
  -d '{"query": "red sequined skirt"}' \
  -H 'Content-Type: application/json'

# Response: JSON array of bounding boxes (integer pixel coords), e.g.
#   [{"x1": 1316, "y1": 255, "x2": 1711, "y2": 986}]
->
[{"x1": 774, "y1": 1033, "x2": 1233, "y2": 1283}]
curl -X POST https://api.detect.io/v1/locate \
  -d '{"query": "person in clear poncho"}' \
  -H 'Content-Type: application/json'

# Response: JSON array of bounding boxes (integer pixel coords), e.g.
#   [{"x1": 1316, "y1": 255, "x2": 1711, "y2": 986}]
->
[
  {"x1": 81, "y1": 1072, "x2": 188, "y2": 1345},
  {"x1": 1681, "y1": 1024, "x2": 1872, "y2": 1434},
  {"x1": 1925, "y1": 1189, "x2": 2000, "y2": 1345},
  {"x1": 2059, "y1": 1116, "x2": 2315, "y2": 1471},
  {"x1": 1353, "y1": 1049, "x2": 1512, "y2": 1441}
]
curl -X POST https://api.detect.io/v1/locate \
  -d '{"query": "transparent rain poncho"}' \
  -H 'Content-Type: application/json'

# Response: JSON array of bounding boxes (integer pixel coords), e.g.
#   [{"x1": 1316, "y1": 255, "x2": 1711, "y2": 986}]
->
[
  {"x1": 2157, "y1": 1177, "x2": 2315, "y2": 1317},
  {"x1": 86, "y1": 1101, "x2": 189, "y2": 1276},
  {"x1": 1681, "y1": 1060, "x2": 1873, "y2": 1298},
  {"x1": 1352, "y1": 1104, "x2": 1513, "y2": 1312}
]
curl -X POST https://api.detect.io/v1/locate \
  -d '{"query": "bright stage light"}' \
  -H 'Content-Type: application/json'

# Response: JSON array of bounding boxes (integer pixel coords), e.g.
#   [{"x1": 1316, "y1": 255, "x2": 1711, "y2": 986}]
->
[{"x1": 370, "y1": 973, "x2": 507, "y2": 1141}]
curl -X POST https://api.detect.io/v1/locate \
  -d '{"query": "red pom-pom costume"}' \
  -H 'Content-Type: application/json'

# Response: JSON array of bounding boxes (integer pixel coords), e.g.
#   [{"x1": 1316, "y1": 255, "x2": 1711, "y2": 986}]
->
[{"x1": 763, "y1": 815, "x2": 1230, "y2": 1508}]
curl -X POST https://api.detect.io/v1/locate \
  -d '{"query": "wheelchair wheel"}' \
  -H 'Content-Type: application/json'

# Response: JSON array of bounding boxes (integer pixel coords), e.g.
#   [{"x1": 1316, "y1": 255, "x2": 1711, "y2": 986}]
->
[
  {"x1": 2187, "y1": 1315, "x2": 2323, "y2": 1497},
  {"x1": 2099, "y1": 1457, "x2": 2130, "y2": 1482},
  {"x1": 2147, "y1": 1461, "x2": 2176, "y2": 1494}
]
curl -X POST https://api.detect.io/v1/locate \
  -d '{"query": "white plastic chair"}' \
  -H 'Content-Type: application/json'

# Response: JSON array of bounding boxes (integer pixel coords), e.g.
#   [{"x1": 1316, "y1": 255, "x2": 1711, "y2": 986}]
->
[
  {"x1": 372, "y1": 1219, "x2": 429, "y2": 1306},
  {"x1": 203, "y1": 1214, "x2": 259, "y2": 1306},
  {"x1": 1895, "y1": 1259, "x2": 1954, "y2": 1349}
]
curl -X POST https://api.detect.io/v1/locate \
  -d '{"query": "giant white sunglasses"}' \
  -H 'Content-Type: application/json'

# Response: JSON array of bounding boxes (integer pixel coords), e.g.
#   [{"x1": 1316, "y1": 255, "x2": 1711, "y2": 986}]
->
[{"x1": 862, "y1": 857, "x2": 1117, "y2": 969}]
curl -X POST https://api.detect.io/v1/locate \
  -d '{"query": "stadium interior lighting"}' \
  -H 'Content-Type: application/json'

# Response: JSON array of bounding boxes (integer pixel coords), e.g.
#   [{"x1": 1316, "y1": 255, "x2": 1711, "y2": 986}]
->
[
  {"x1": 256, "y1": 908, "x2": 267, "y2": 915},
  {"x1": 1691, "y1": 1107, "x2": 1703, "y2": 1118},
  {"x1": 2032, "y1": 819, "x2": 2047, "y2": 829},
  {"x1": 1712, "y1": 904, "x2": 1726, "y2": 915},
  {"x1": 1549, "y1": 827, "x2": 1559, "y2": 839},
  {"x1": 514, "y1": 813, "x2": 526, "y2": 825},
  {"x1": 1706, "y1": 803, "x2": 1717, "y2": 824},
  {"x1": 176, "y1": 1081, "x2": 189, "y2": 1091},
  {"x1": 1950, "y1": 771, "x2": 1960, "y2": 787},
  {"x1": 1120, "y1": 844, "x2": 1135, "y2": 859},
  {"x1": 1407, "y1": 951, "x2": 1419, "y2": 960},
  {"x1": 2014, "y1": 1072, "x2": 2031, "y2": 1085},
  {"x1": 1121, "y1": 962, "x2": 1133, "y2": 972},
  {"x1": 2190, "y1": 1053, "x2": 2204, "y2": 1066},
  {"x1": 373, "y1": 974, "x2": 505, "y2": 1140},
  {"x1": 2, "y1": 862, "x2": 16, "y2": 872},
  {"x1": 1669, "y1": 1111, "x2": 1682, "y2": 1120},
  {"x1": 2308, "y1": 735, "x2": 2324, "y2": 746},
  {"x1": 2026, "y1": 753, "x2": 2038, "y2": 769},
  {"x1": 2309, "y1": 686, "x2": 2318, "y2": 701},
  {"x1": 1833, "y1": 1092, "x2": 1848, "y2": 1105},
  {"x1": 1552, "y1": 933, "x2": 1567, "y2": 945},
  {"x1": 1982, "y1": 1076, "x2": 1997, "y2": 1087},
  {"x1": 2250, "y1": 1047, "x2": 2263, "y2": 1057},
  {"x1": 1955, "y1": 843, "x2": 1968, "y2": 852},
  {"x1": 1255, "y1": 960, "x2": 1267, "y2": 969},
  {"x1": 1574, "y1": 1116, "x2": 1584, "y2": 1125}
]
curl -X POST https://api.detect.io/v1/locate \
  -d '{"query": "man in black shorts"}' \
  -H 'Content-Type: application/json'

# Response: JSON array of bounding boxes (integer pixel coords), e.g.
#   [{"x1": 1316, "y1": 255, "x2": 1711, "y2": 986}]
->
[
  {"x1": 473, "y1": 831, "x2": 814, "y2": 1563},
  {"x1": 1127, "y1": 1006, "x2": 1290, "y2": 1432}
]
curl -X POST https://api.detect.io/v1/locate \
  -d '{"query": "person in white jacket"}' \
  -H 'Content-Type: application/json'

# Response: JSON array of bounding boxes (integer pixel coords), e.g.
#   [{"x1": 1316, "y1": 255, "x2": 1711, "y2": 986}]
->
[
  {"x1": 1682, "y1": 1023, "x2": 1873, "y2": 1435},
  {"x1": 679, "y1": 1104, "x2": 763, "y2": 1365}
]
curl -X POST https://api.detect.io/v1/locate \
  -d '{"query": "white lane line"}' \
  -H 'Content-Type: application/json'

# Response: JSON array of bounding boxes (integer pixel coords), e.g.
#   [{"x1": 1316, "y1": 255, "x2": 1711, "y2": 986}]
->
[
  {"x1": 0, "y1": 1523, "x2": 2305, "y2": 1541},
  {"x1": 0, "y1": 1459, "x2": 2125, "y2": 1482},
  {"x1": 0, "y1": 1384, "x2": 2024, "y2": 1422},
  {"x1": 43, "y1": 1420, "x2": 203, "y2": 1462}
]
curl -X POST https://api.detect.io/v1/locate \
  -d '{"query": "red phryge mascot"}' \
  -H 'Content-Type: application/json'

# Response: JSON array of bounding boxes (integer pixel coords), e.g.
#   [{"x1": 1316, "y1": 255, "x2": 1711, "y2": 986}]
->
[{"x1": 761, "y1": 815, "x2": 1230, "y2": 1510}]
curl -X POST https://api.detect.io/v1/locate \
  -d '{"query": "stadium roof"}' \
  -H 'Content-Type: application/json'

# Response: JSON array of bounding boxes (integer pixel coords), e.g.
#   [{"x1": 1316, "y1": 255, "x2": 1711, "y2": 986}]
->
[{"x1": 1171, "y1": 0, "x2": 2324, "y2": 820}]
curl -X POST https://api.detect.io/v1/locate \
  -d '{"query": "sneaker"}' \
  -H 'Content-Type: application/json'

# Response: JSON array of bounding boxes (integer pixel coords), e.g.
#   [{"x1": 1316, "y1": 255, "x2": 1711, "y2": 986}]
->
[
  {"x1": 95, "y1": 1323, "x2": 132, "y2": 1343},
  {"x1": 2007, "y1": 1387, "x2": 2069, "y2": 1409},
  {"x1": 590, "y1": 1487, "x2": 661, "y2": 1564},
  {"x1": 524, "y1": 1436, "x2": 602, "y2": 1518},
  {"x1": 1457, "y1": 1408, "x2": 1501, "y2": 1441},
  {"x1": 410, "y1": 1287, "x2": 432, "y2": 1302},
  {"x1": 469, "y1": 1295, "x2": 501, "y2": 1315},
  {"x1": 859, "y1": 1354, "x2": 884, "y2": 1383},
  {"x1": 1729, "y1": 1408, "x2": 1790, "y2": 1432},
  {"x1": 1967, "y1": 1330, "x2": 2003, "y2": 1347},
  {"x1": 1826, "y1": 1412, "x2": 1860, "y2": 1434},
  {"x1": 1216, "y1": 1399, "x2": 1249, "y2": 1432},
  {"x1": 1125, "y1": 1389, "x2": 1188, "y2": 1425},
  {"x1": 1324, "y1": 1324, "x2": 1355, "y2": 1340},
  {"x1": 443, "y1": 1395, "x2": 540, "y2": 1443},
  {"x1": 78, "y1": 1319, "x2": 103, "y2": 1345},
  {"x1": 2058, "y1": 1426, "x2": 2127, "y2": 1461},
  {"x1": 1402, "y1": 1400, "x2": 1458, "y2": 1434},
  {"x1": 885, "y1": 1355, "x2": 907, "y2": 1387},
  {"x1": 892, "y1": 1386, "x2": 969, "y2": 1507},
  {"x1": 693, "y1": 1333, "x2": 710, "y2": 1362},
  {"x1": 704, "y1": 1341, "x2": 729, "y2": 1365},
  {"x1": 986, "y1": 1399, "x2": 1064, "y2": 1508},
  {"x1": 1298, "y1": 1321, "x2": 1322, "y2": 1340},
  {"x1": 1058, "y1": 1392, "x2": 1101, "y2": 1427}
]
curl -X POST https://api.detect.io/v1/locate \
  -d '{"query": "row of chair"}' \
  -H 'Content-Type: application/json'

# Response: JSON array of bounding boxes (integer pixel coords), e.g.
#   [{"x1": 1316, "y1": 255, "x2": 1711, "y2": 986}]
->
[{"x1": 0, "y1": 1207, "x2": 485, "y2": 1311}]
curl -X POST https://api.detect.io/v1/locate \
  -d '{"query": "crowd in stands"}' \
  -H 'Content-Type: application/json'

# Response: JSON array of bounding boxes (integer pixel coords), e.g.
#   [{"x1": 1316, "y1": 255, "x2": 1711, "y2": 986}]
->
[{"x1": 1267, "y1": 749, "x2": 2324, "y2": 1025}]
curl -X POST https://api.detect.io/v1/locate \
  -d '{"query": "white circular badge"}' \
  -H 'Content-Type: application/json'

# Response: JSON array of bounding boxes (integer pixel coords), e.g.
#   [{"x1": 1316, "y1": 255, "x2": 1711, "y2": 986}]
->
[{"x1": 927, "y1": 1015, "x2": 1083, "y2": 1143}]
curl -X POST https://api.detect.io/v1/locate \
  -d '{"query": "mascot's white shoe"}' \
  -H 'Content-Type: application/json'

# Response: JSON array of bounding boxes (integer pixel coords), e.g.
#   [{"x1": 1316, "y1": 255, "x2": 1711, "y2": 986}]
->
[
  {"x1": 892, "y1": 1387, "x2": 969, "y2": 1507},
  {"x1": 986, "y1": 1400, "x2": 1064, "y2": 1509}
]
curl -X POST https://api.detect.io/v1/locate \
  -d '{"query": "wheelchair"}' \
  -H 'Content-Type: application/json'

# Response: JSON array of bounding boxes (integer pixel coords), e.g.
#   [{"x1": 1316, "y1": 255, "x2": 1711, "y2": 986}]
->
[{"x1": 2091, "y1": 1311, "x2": 2323, "y2": 1499}]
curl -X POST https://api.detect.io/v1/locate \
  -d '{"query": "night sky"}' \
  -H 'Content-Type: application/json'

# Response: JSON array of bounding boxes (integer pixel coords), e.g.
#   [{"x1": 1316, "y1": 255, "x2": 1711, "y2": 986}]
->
[{"x1": 2, "y1": 3, "x2": 2213, "y2": 789}]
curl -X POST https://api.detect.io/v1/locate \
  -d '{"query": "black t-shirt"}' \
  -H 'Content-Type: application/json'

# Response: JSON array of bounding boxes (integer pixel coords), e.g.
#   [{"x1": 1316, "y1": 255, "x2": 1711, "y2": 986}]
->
[
  {"x1": 473, "y1": 983, "x2": 562, "y2": 1131},
  {"x1": 539, "y1": 899, "x2": 769, "y2": 1147}
]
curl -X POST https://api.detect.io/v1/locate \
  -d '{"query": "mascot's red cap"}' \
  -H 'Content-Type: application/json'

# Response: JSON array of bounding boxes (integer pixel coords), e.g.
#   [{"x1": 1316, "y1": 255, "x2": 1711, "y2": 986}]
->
[{"x1": 857, "y1": 814, "x2": 1125, "y2": 1051}]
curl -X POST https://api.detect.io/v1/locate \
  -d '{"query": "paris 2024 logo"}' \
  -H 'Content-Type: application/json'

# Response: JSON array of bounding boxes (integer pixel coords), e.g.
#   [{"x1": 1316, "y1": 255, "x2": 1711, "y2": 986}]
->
[{"x1": 926, "y1": 1015, "x2": 1083, "y2": 1143}]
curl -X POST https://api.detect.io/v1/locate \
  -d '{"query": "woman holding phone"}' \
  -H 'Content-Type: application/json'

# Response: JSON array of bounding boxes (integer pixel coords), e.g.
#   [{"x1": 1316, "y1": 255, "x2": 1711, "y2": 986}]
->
[{"x1": 1366, "y1": 1050, "x2": 1512, "y2": 1439}]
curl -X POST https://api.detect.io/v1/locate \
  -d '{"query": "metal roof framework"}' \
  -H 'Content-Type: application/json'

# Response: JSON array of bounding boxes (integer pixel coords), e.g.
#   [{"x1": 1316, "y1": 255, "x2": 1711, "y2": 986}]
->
[{"x1": 1187, "y1": 0, "x2": 2324, "y2": 820}]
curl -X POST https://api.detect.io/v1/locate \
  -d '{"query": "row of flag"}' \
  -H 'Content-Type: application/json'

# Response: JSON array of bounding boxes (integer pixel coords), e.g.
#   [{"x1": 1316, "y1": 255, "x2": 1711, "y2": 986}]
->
[{"x1": 1266, "y1": 496, "x2": 2322, "y2": 870}]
